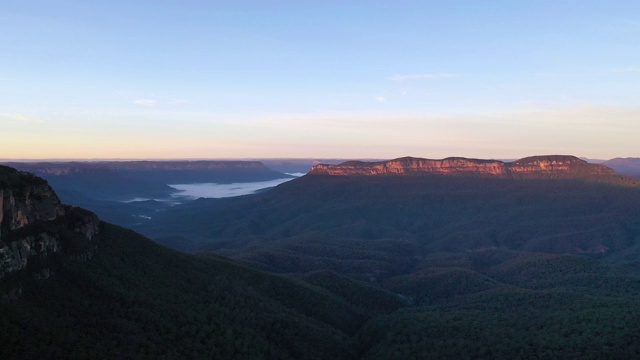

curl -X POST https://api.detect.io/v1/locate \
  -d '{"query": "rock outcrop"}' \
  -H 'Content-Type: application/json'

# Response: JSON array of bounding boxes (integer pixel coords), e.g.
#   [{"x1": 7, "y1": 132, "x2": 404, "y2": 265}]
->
[
  {"x1": 309, "y1": 155, "x2": 625, "y2": 181},
  {"x1": 0, "y1": 165, "x2": 100, "y2": 292}
]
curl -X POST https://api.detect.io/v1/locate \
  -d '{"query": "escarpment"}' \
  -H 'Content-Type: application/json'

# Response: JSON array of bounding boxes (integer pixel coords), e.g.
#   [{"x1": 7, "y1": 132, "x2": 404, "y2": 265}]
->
[
  {"x1": 0, "y1": 166, "x2": 100, "y2": 297},
  {"x1": 309, "y1": 155, "x2": 627, "y2": 182}
]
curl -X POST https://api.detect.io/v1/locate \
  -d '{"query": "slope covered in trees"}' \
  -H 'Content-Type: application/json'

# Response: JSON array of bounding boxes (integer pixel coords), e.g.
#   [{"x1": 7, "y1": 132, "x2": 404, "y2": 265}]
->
[{"x1": 5, "y1": 163, "x2": 640, "y2": 358}]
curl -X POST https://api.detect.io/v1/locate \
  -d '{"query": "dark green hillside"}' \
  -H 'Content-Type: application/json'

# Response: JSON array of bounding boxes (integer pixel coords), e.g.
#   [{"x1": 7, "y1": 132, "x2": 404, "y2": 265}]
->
[
  {"x1": 139, "y1": 175, "x2": 640, "y2": 278},
  {"x1": 7, "y1": 163, "x2": 640, "y2": 359},
  {"x1": 358, "y1": 289, "x2": 640, "y2": 359},
  {"x1": 1, "y1": 222, "x2": 396, "y2": 359},
  {"x1": 2, "y1": 161, "x2": 293, "y2": 228},
  {"x1": 3, "y1": 163, "x2": 175, "y2": 201},
  {"x1": 6, "y1": 224, "x2": 640, "y2": 359},
  {"x1": 383, "y1": 250, "x2": 640, "y2": 306}
]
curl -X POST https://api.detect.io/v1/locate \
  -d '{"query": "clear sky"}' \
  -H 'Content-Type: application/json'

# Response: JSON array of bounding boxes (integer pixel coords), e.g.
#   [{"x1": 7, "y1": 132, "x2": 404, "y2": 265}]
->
[{"x1": 1, "y1": 0, "x2": 639, "y2": 160}]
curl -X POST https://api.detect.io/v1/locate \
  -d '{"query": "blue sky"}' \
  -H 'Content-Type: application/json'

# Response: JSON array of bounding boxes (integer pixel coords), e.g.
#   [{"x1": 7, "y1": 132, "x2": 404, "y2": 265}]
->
[{"x1": 1, "y1": 1, "x2": 639, "y2": 159}]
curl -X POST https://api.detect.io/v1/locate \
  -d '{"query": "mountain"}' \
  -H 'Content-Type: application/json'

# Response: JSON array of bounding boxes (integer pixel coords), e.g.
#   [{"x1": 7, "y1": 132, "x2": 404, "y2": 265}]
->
[
  {"x1": 258, "y1": 158, "x2": 385, "y2": 174},
  {"x1": 0, "y1": 165, "x2": 402, "y2": 359},
  {"x1": 139, "y1": 155, "x2": 640, "y2": 265},
  {"x1": 0, "y1": 165, "x2": 100, "y2": 284},
  {"x1": 1, "y1": 161, "x2": 294, "y2": 229},
  {"x1": 310, "y1": 155, "x2": 627, "y2": 181},
  {"x1": 603, "y1": 157, "x2": 640, "y2": 177},
  {"x1": 5, "y1": 163, "x2": 640, "y2": 358},
  {"x1": 132, "y1": 155, "x2": 640, "y2": 358},
  {"x1": 1, "y1": 162, "x2": 174, "y2": 201},
  {"x1": 4, "y1": 160, "x2": 291, "y2": 200},
  {"x1": 104, "y1": 160, "x2": 292, "y2": 184}
]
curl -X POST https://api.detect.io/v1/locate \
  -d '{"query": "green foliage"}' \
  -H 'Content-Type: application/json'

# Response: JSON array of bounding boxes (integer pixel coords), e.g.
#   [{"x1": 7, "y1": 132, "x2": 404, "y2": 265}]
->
[
  {"x1": 358, "y1": 290, "x2": 640, "y2": 359},
  {"x1": 1, "y1": 223, "x2": 396, "y2": 359},
  {"x1": 5, "y1": 169, "x2": 640, "y2": 358},
  {"x1": 140, "y1": 176, "x2": 640, "y2": 278},
  {"x1": 0, "y1": 165, "x2": 48, "y2": 189}
]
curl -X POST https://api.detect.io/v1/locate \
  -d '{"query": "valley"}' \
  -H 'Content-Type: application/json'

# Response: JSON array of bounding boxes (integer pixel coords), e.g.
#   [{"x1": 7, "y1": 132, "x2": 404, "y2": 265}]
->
[{"x1": 3, "y1": 156, "x2": 640, "y2": 358}]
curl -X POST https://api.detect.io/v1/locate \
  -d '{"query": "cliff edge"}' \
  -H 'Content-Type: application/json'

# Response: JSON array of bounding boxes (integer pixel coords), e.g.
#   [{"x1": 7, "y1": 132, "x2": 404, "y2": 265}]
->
[
  {"x1": 309, "y1": 155, "x2": 630, "y2": 182},
  {"x1": 0, "y1": 165, "x2": 99, "y2": 299}
]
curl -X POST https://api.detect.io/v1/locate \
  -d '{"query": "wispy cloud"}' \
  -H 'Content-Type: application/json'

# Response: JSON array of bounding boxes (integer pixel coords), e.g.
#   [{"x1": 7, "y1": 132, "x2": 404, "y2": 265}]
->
[
  {"x1": 0, "y1": 113, "x2": 43, "y2": 124},
  {"x1": 375, "y1": 96, "x2": 387, "y2": 103},
  {"x1": 388, "y1": 73, "x2": 456, "y2": 81},
  {"x1": 134, "y1": 99, "x2": 158, "y2": 107}
]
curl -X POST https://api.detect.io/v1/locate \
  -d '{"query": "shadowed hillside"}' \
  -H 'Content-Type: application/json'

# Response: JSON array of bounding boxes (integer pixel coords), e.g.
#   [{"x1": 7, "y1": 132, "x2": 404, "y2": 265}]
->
[
  {"x1": 5, "y1": 162, "x2": 640, "y2": 359},
  {"x1": 139, "y1": 161, "x2": 640, "y2": 276},
  {"x1": 0, "y1": 165, "x2": 397, "y2": 359}
]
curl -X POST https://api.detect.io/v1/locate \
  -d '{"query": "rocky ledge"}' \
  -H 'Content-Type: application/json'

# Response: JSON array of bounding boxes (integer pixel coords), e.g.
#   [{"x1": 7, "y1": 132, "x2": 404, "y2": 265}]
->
[
  {"x1": 309, "y1": 155, "x2": 624, "y2": 180},
  {"x1": 0, "y1": 165, "x2": 100, "y2": 293}
]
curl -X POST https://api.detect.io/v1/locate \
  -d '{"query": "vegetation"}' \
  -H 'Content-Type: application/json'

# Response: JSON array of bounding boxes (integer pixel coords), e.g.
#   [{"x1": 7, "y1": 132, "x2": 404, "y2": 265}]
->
[
  {"x1": 5, "y1": 169, "x2": 640, "y2": 358},
  {"x1": 139, "y1": 175, "x2": 640, "y2": 273},
  {"x1": 0, "y1": 224, "x2": 376, "y2": 359}
]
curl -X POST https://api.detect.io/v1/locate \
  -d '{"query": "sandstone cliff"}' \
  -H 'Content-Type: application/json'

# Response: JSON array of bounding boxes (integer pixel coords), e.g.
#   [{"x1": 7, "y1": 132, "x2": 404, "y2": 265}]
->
[
  {"x1": 0, "y1": 165, "x2": 99, "y2": 298},
  {"x1": 309, "y1": 155, "x2": 628, "y2": 181}
]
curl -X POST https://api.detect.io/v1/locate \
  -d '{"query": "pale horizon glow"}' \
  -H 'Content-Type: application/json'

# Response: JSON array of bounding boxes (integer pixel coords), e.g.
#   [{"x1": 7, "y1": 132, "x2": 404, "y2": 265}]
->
[{"x1": 1, "y1": 1, "x2": 639, "y2": 160}]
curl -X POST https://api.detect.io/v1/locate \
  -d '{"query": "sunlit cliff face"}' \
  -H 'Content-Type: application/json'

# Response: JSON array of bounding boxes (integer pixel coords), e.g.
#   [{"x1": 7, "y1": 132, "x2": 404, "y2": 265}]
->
[{"x1": 308, "y1": 155, "x2": 618, "y2": 179}]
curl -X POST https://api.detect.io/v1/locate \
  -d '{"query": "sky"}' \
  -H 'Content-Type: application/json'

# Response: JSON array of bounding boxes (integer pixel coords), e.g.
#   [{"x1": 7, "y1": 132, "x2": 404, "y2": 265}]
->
[{"x1": 1, "y1": 0, "x2": 639, "y2": 160}]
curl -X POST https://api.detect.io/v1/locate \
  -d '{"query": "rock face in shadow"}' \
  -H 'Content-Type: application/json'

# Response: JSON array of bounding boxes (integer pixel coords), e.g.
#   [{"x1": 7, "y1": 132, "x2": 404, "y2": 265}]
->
[
  {"x1": 309, "y1": 155, "x2": 624, "y2": 180},
  {"x1": 0, "y1": 165, "x2": 99, "y2": 288}
]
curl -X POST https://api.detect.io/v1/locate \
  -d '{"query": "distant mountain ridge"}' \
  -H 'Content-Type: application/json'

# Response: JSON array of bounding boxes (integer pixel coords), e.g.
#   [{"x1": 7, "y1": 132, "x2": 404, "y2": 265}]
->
[
  {"x1": 5, "y1": 160, "x2": 290, "y2": 184},
  {"x1": 0, "y1": 164, "x2": 399, "y2": 358},
  {"x1": 6, "y1": 165, "x2": 640, "y2": 358},
  {"x1": 603, "y1": 157, "x2": 640, "y2": 177},
  {"x1": 310, "y1": 155, "x2": 632, "y2": 181}
]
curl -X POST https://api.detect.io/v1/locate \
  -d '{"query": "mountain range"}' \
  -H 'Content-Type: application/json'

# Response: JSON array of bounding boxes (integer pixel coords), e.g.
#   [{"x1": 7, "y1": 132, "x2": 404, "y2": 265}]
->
[
  {"x1": 602, "y1": 157, "x2": 640, "y2": 177},
  {"x1": 1, "y1": 160, "x2": 294, "y2": 229},
  {"x1": 3, "y1": 155, "x2": 640, "y2": 358}
]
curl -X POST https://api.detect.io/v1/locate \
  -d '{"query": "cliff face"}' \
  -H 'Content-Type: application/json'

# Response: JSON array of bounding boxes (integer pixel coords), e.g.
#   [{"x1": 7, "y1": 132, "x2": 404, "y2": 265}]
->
[
  {"x1": 0, "y1": 166, "x2": 99, "y2": 291},
  {"x1": 0, "y1": 184, "x2": 65, "y2": 232},
  {"x1": 507, "y1": 155, "x2": 617, "y2": 178},
  {"x1": 311, "y1": 157, "x2": 506, "y2": 176},
  {"x1": 309, "y1": 155, "x2": 622, "y2": 180}
]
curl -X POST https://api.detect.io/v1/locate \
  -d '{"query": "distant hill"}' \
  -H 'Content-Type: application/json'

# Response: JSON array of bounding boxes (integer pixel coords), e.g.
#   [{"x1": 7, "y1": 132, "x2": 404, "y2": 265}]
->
[
  {"x1": 258, "y1": 158, "x2": 385, "y2": 174},
  {"x1": 1, "y1": 161, "x2": 293, "y2": 228},
  {"x1": 140, "y1": 155, "x2": 640, "y2": 262},
  {"x1": 4, "y1": 161, "x2": 291, "y2": 199},
  {"x1": 603, "y1": 157, "x2": 640, "y2": 177},
  {"x1": 310, "y1": 155, "x2": 634, "y2": 183},
  {"x1": 0, "y1": 164, "x2": 400, "y2": 359}
]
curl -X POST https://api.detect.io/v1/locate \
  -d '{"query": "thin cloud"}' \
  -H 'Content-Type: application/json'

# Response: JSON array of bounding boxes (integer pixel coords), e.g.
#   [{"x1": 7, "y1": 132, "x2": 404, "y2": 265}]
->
[
  {"x1": 376, "y1": 96, "x2": 387, "y2": 103},
  {"x1": 0, "y1": 113, "x2": 43, "y2": 124},
  {"x1": 388, "y1": 73, "x2": 456, "y2": 81},
  {"x1": 134, "y1": 99, "x2": 158, "y2": 107}
]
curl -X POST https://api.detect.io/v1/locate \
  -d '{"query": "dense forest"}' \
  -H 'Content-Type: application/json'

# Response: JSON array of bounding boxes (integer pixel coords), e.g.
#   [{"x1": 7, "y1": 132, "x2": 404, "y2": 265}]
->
[{"x1": 3, "y1": 165, "x2": 640, "y2": 358}]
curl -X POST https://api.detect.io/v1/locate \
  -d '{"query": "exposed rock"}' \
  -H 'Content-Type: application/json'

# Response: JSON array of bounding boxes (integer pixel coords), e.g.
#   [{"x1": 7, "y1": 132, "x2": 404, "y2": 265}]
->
[
  {"x1": 309, "y1": 155, "x2": 627, "y2": 182},
  {"x1": 311, "y1": 157, "x2": 506, "y2": 176},
  {"x1": 0, "y1": 184, "x2": 65, "y2": 233},
  {"x1": 0, "y1": 165, "x2": 100, "y2": 286}
]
